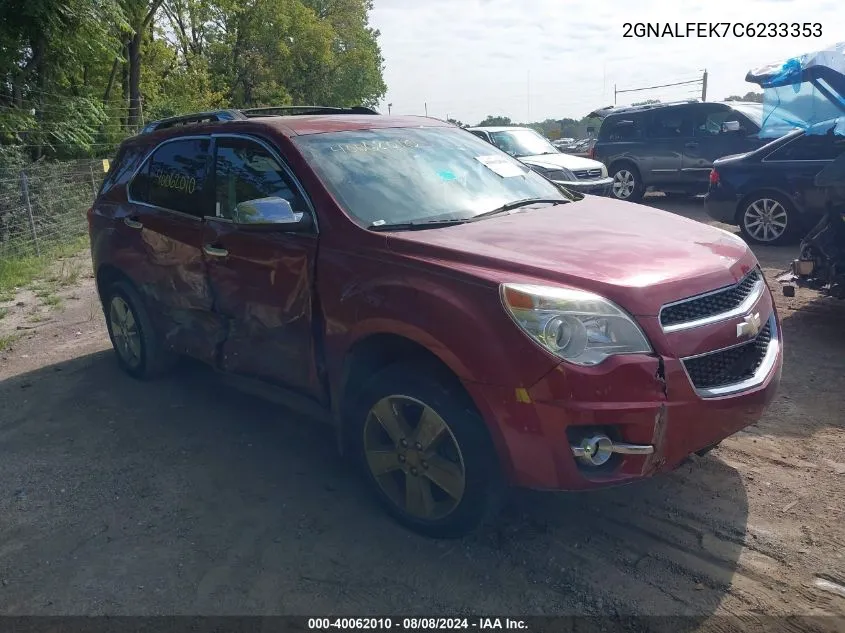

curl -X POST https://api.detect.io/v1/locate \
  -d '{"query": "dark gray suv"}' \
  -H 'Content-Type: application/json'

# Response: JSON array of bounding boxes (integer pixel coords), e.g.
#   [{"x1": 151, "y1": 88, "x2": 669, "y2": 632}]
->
[{"x1": 590, "y1": 100, "x2": 779, "y2": 202}]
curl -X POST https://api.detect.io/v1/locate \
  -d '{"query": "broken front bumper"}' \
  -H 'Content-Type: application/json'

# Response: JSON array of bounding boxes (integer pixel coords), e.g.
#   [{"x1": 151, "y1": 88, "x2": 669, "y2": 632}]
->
[{"x1": 463, "y1": 338, "x2": 783, "y2": 491}]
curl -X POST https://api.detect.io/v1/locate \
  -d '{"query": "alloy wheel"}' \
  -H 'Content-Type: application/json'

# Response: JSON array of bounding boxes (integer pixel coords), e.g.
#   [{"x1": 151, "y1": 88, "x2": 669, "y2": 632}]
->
[
  {"x1": 363, "y1": 395, "x2": 466, "y2": 521},
  {"x1": 743, "y1": 198, "x2": 788, "y2": 243},
  {"x1": 612, "y1": 169, "x2": 635, "y2": 199},
  {"x1": 109, "y1": 295, "x2": 142, "y2": 369}
]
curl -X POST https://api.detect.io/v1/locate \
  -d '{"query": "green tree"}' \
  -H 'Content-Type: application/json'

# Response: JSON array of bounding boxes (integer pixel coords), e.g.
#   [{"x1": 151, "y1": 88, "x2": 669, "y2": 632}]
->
[
  {"x1": 725, "y1": 91, "x2": 763, "y2": 103},
  {"x1": 477, "y1": 115, "x2": 513, "y2": 127}
]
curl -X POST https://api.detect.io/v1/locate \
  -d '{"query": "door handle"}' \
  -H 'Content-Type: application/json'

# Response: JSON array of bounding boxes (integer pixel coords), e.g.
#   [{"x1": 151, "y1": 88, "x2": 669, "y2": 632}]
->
[
  {"x1": 684, "y1": 141, "x2": 699, "y2": 148},
  {"x1": 123, "y1": 217, "x2": 143, "y2": 230},
  {"x1": 203, "y1": 244, "x2": 229, "y2": 257}
]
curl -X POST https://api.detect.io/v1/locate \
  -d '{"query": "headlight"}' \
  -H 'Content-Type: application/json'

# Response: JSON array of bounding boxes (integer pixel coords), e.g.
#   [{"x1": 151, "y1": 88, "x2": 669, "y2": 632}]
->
[
  {"x1": 600, "y1": 164, "x2": 608, "y2": 178},
  {"x1": 500, "y1": 283, "x2": 653, "y2": 366},
  {"x1": 545, "y1": 168, "x2": 576, "y2": 181},
  {"x1": 530, "y1": 165, "x2": 575, "y2": 181}
]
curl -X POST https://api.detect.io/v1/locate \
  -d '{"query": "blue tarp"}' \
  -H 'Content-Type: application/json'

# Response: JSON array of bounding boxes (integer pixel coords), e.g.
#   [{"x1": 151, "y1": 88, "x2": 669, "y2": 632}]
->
[{"x1": 745, "y1": 42, "x2": 845, "y2": 137}]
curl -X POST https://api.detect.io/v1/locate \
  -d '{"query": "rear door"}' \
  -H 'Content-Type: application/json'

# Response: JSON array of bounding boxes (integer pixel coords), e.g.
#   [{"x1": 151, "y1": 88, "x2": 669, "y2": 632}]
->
[
  {"x1": 201, "y1": 134, "x2": 322, "y2": 397},
  {"x1": 123, "y1": 136, "x2": 225, "y2": 364},
  {"x1": 682, "y1": 104, "x2": 761, "y2": 188},
  {"x1": 763, "y1": 131, "x2": 845, "y2": 213},
  {"x1": 640, "y1": 107, "x2": 691, "y2": 186}
]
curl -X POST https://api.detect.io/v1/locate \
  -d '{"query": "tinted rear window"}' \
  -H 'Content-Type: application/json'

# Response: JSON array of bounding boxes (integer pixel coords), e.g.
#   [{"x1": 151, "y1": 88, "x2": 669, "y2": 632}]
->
[
  {"x1": 767, "y1": 131, "x2": 845, "y2": 161},
  {"x1": 600, "y1": 118, "x2": 642, "y2": 141},
  {"x1": 129, "y1": 138, "x2": 211, "y2": 217},
  {"x1": 99, "y1": 143, "x2": 147, "y2": 196}
]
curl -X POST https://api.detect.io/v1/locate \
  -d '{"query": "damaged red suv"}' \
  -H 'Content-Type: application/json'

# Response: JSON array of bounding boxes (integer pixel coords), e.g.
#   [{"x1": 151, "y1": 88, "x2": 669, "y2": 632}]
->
[{"x1": 89, "y1": 107, "x2": 782, "y2": 537}]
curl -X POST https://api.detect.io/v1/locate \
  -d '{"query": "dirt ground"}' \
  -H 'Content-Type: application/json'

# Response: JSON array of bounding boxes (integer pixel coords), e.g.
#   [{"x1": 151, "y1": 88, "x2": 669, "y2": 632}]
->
[{"x1": 1, "y1": 195, "x2": 844, "y2": 619}]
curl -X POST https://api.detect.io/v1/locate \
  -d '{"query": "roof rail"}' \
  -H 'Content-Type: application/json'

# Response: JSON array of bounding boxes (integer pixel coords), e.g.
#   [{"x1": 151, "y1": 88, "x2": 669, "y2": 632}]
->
[
  {"x1": 241, "y1": 105, "x2": 380, "y2": 117},
  {"x1": 141, "y1": 110, "x2": 246, "y2": 134},
  {"x1": 588, "y1": 99, "x2": 700, "y2": 119}
]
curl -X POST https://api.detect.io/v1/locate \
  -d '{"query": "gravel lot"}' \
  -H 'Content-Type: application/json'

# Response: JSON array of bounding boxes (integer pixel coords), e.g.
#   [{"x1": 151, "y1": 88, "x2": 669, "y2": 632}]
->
[{"x1": 1, "y1": 195, "x2": 844, "y2": 619}]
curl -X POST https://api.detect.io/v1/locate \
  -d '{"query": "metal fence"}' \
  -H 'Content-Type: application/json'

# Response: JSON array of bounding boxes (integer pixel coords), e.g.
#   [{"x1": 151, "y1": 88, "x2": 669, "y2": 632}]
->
[{"x1": 0, "y1": 159, "x2": 107, "y2": 258}]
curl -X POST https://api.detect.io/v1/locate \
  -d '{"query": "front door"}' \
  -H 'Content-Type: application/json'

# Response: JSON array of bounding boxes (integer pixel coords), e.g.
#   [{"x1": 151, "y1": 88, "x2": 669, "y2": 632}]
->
[
  {"x1": 681, "y1": 105, "x2": 760, "y2": 190},
  {"x1": 202, "y1": 135, "x2": 322, "y2": 398},
  {"x1": 122, "y1": 135, "x2": 224, "y2": 365}
]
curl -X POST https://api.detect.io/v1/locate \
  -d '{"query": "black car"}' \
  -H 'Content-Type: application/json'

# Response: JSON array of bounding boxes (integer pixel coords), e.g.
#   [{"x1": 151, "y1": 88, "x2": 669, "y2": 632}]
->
[
  {"x1": 590, "y1": 100, "x2": 793, "y2": 202},
  {"x1": 705, "y1": 120, "x2": 845, "y2": 245}
]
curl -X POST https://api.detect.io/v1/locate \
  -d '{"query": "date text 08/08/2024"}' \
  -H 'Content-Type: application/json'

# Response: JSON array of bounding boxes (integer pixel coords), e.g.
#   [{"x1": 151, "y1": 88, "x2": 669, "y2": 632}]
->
[
  {"x1": 307, "y1": 618, "x2": 528, "y2": 630},
  {"x1": 622, "y1": 22, "x2": 822, "y2": 38}
]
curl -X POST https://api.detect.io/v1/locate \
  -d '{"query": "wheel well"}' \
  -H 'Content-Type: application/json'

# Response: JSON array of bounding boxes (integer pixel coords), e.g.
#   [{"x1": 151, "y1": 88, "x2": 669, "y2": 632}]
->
[
  {"x1": 608, "y1": 159, "x2": 639, "y2": 177},
  {"x1": 734, "y1": 189, "x2": 794, "y2": 224},
  {"x1": 338, "y1": 334, "x2": 475, "y2": 443},
  {"x1": 95, "y1": 264, "x2": 132, "y2": 306}
]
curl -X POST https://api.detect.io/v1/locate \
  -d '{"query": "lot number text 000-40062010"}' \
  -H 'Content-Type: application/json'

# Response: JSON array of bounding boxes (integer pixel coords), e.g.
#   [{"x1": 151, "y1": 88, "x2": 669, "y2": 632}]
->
[
  {"x1": 622, "y1": 22, "x2": 822, "y2": 38},
  {"x1": 307, "y1": 617, "x2": 529, "y2": 630}
]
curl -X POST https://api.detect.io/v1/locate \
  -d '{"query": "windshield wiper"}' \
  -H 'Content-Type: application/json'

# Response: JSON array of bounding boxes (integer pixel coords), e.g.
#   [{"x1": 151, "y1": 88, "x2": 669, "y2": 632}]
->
[
  {"x1": 472, "y1": 197, "x2": 568, "y2": 221},
  {"x1": 367, "y1": 218, "x2": 470, "y2": 232}
]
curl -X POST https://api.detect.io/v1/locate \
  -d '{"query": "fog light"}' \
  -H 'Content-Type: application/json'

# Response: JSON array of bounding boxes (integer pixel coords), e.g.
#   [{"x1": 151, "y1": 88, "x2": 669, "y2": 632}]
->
[
  {"x1": 572, "y1": 435, "x2": 614, "y2": 466},
  {"x1": 570, "y1": 434, "x2": 655, "y2": 467}
]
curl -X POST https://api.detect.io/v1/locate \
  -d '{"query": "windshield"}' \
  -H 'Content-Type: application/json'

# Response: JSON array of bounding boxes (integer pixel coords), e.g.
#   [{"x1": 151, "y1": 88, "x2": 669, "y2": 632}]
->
[
  {"x1": 293, "y1": 127, "x2": 567, "y2": 227},
  {"x1": 489, "y1": 129, "x2": 558, "y2": 157},
  {"x1": 731, "y1": 103, "x2": 806, "y2": 138}
]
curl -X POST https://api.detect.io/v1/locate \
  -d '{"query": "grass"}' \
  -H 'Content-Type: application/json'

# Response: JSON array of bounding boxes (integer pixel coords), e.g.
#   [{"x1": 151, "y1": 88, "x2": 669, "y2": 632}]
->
[
  {"x1": 0, "y1": 333, "x2": 20, "y2": 352},
  {"x1": 0, "y1": 307, "x2": 7, "y2": 320},
  {"x1": 0, "y1": 235, "x2": 89, "y2": 302}
]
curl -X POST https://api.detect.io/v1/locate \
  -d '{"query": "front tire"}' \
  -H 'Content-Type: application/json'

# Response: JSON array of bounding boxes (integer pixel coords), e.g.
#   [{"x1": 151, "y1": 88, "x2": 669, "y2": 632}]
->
[
  {"x1": 610, "y1": 164, "x2": 644, "y2": 202},
  {"x1": 738, "y1": 193, "x2": 797, "y2": 246},
  {"x1": 103, "y1": 279, "x2": 174, "y2": 380},
  {"x1": 350, "y1": 362, "x2": 504, "y2": 538}
]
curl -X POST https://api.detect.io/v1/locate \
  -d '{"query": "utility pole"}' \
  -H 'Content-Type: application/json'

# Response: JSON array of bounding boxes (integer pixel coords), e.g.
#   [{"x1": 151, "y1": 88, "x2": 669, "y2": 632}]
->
[
  {"x1": 388, "y1": 103, "x2": 392, "y2": 114},
  {"x1": 424, "y1": 102, "x2": 428, "y2": 117},
  {"x1": 614, "y1": 84, "x2": 617, "y2": 105},
  {"x1": 527, "y1": 70, "x2": 531, "y2": 121},
  {"x1": 702, "y1": 69, "x2": 708, "y2": 102}
]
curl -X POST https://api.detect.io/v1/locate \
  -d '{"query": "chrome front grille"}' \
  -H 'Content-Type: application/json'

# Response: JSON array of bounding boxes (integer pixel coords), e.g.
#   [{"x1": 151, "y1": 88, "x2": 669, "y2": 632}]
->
[
  {"x1": 659, "y1": 268, "x2": 764, "y2": 332},
  {"x1": 682, "y1": 316, "x2": 776, "y2": 396},
  {"x1": 572, "y1": 168, "x2": 603, "y2": 180}
]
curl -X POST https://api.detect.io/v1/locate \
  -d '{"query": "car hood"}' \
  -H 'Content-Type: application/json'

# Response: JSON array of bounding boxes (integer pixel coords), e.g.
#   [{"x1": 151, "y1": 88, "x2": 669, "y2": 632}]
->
[
  {"x1": 385, "y1": 197, "x2": 757, "y2": 317},
  {"x1": 518, "y1": 152, "x2": 603, "y2": 172}
]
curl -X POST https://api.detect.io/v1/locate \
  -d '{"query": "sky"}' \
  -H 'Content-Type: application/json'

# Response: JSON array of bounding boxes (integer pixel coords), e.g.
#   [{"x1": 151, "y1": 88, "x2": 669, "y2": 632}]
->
[{"x1": 369, "y1": 0, "x2": 845, "y2": 124}]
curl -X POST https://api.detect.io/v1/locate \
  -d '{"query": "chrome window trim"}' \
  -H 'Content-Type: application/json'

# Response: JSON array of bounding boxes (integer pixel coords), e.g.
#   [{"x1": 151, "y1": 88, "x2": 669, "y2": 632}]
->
[
  {"x1": 681, "y1": 314, "x2": 779, "y2": 399},
  {"x1": 761, "y1": 130, "x2": 842, "y2": 163},
  {"x1": 659, "y1": 269, "x2": 765, "y2": 333},
  {"x1": 125, "y1": 134, "x2": 212, "y2": 220}
]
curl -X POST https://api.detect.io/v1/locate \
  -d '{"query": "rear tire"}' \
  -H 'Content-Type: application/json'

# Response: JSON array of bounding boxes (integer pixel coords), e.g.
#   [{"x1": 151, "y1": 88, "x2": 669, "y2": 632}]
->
[
  {"x1": 737, "y1": 192, "x2": 797, "y2": 246},
  {"x1": 349, "y1": 361, "x2": 505, "y2": 538},
  {"x1": 103, "y1": 279, "x2": 175, "y2": 380},
  {"x1": 610, "y1": 164, "x2": 645, "y2": 202}
]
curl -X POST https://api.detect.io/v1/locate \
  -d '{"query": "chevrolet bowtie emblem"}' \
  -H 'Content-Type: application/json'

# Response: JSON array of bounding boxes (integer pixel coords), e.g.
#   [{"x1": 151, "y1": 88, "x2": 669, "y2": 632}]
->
[{"x1": 737, "y1": 312, "x2": 762, "y2": 338}]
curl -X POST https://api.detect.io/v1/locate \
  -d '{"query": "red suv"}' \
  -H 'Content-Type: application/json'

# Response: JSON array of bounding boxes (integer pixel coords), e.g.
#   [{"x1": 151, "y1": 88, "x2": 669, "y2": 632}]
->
[{"x1": 89, "y1": 106, "x2": 783, "y2": 538}]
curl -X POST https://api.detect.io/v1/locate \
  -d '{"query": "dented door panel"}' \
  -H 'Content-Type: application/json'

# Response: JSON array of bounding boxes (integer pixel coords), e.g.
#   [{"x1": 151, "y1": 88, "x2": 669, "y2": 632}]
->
[
  {"x1": 108, "y1": 203, "x2": 224, "y2": 366},
  {"x1": 202, "y1": 218, "x2": 321, "y2": 397}
]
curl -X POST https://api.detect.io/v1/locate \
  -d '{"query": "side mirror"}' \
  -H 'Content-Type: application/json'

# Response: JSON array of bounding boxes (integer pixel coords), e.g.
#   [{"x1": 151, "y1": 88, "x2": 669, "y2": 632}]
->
[{"x1": 234, "y1": 196, "x2": 312, "y2": 231}]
